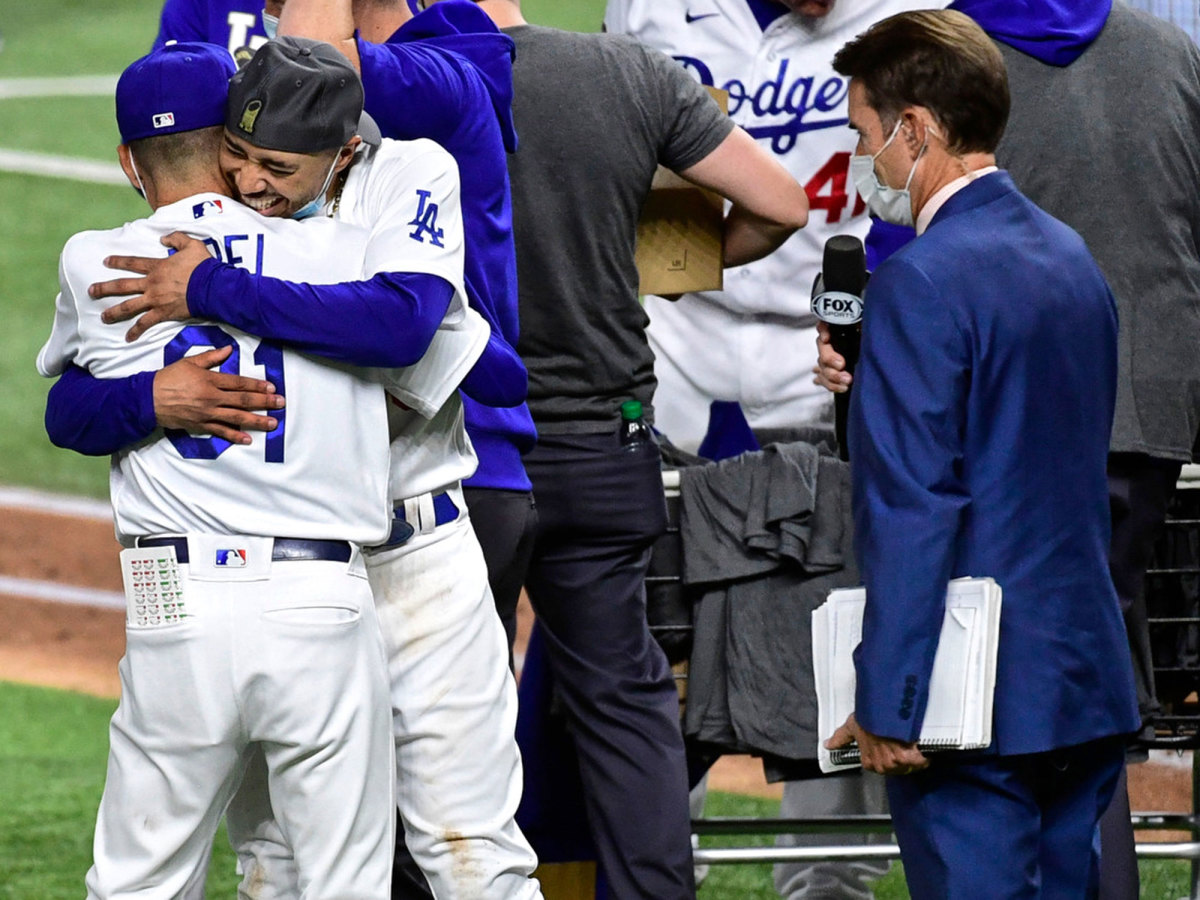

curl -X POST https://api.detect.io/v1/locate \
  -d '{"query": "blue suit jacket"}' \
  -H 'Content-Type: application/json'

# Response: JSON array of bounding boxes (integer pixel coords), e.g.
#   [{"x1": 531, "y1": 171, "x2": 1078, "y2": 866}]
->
[{"x1": 848, "y1": 171, "x2": 1139, "y2": 755}]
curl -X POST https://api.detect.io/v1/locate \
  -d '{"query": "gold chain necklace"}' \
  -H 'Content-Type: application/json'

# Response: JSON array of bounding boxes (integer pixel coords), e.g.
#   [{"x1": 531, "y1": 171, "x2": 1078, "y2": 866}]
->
[{"x1": 330, "y1": 168, "x2": 349, "y2": 218}]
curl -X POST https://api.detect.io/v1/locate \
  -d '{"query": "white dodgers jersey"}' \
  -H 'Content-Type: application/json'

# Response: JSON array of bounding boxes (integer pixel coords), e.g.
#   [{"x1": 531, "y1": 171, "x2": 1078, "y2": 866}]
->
[
  {"x1": 605, "y1": 0, "x2": 946, "y2": 319},
  {"x1": 335, "y1": 139, "x2": 488, "y2": 499},
  {"x1": 38, "y1": 194, "x2": 393, "y2": 546}
]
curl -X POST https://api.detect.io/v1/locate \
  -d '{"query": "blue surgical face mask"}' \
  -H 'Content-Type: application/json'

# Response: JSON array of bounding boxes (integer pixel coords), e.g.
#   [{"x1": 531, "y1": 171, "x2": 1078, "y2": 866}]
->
[
  {"x1": 290, "y1": 154, "x2": 341, "y2": 220},
  {"x1": 849, "y1": 118, "x2": 926, "y2": 228},
  {"x1": 262, "y1": 12, "x2": 279, "y2": 39}
]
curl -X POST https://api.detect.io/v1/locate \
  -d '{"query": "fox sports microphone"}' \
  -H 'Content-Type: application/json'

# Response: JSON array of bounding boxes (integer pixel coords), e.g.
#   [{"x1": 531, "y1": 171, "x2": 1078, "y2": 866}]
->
[{"x1": 811, "y1": 235, "x2": 867, "y2": 460}]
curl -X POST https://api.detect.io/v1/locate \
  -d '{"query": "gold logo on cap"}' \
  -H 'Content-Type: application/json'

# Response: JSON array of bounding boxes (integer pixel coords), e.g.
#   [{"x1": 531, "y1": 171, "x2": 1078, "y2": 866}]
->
[{"x1": 239, "y1": 100, "x2": 263, "y2": 134}]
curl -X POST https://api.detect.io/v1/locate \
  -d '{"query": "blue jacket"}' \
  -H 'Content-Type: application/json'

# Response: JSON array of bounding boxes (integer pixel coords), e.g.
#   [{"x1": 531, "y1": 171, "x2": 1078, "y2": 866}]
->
[
  {"x1": 361, "y1": 0, "x2": 536, "y2": 490},
  {"x1": 950, "y1": 0, "x2": 1111, "y2": 66},
  {"x1": 153, "y1": 0, "x2": 268, "y2": 52},
  {"x1": 849, "y1": 172, "x2": 1138, "y2": 755}
]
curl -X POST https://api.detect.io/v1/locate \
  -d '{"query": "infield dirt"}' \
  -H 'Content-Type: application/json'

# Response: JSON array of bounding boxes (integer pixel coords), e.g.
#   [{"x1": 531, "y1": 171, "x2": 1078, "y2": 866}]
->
[{"x1": 0, "y1": 503, "x2": 1188, "y2": 817}]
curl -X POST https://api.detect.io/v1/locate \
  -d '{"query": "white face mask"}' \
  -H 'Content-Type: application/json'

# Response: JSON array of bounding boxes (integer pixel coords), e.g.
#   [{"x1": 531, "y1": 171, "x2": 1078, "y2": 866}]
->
[
  {"x1": 290, "y1": 154, "x2": 341, "y2": 220},
  {"x1": 262, "y1": 12, "x2": 279, "y2": 39},
  {"x1": 128, "y1": 152, "x2": 148, "y2": 201},
  {"x1": 849, "y1": 118, "x2": 926, "y2": 228}
]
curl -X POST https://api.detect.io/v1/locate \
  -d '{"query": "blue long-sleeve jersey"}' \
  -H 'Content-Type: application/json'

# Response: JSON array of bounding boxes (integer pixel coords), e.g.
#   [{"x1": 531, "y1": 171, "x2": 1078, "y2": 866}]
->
[
  {"x1": 359, "y1": 0, "x2": 536, "y2": 490},
  {"x1": 43, "y1": 265, "x2": 529, "y2": 449}
]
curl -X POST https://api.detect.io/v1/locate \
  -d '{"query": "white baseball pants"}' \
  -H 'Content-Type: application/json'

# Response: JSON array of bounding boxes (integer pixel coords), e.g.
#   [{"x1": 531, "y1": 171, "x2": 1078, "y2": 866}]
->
[
  {"x1": 645, "y1": 292, "x2": 833, "y2": 451},
  {"x1": 86, "y1": 551, "x2": 395, "y2": 900},
  {"x1": 222, "y1": 506, "x2": 542, "y2": 899}
]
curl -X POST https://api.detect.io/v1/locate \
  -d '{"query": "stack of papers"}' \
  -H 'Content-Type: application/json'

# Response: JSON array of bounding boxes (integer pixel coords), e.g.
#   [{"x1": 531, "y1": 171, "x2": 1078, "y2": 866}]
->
[{"x1": 812, "y1": 577, "x2": 1002, "y2": 772}]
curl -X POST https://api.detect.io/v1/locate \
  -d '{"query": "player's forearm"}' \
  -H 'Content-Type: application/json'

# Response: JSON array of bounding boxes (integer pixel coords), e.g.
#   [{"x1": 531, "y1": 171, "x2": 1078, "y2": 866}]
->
[
  {"x1": 190, "y1": 261, "x2": 452, "y2": 368},
  {"x1": 721, "y1": 206, "x2": 800, "y2": 268},
  {"x1": 278, "y1": 0, "x2": 359, "y2": 70},
  {"x1": 679, "y1": 127, "x2": 809, "y2": 255},
  {"x1": 459, "y1": 328, "x2": 528, "y2": 408},
  {"x1": 45, "y1": 364, "x2": 157, "y2": 456}
]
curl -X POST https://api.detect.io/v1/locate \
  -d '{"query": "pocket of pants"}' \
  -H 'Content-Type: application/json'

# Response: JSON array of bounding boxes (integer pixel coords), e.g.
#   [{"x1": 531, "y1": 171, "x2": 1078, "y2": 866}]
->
[{"x1": 262, "y1": 605, "x2": 362, "y2": 627}]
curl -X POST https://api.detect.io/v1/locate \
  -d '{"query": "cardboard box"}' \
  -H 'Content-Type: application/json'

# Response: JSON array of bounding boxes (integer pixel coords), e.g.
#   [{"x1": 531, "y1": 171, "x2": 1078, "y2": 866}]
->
[{"x1": 634, "y1": 88, "x2": 728, "y2": 296}]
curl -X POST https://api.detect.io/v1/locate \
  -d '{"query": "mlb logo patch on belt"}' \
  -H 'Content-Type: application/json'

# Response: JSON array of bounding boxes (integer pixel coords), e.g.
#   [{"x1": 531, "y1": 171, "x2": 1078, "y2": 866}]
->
[{"x1": 215, "y1": 548, "x2": 248, "y2": 568}]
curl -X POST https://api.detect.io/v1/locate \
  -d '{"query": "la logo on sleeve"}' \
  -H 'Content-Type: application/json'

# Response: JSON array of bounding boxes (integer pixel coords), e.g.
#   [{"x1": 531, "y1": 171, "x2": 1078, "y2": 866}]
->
[{"x1": 408, "y1": 189, "x2": 445, "y2": 248}]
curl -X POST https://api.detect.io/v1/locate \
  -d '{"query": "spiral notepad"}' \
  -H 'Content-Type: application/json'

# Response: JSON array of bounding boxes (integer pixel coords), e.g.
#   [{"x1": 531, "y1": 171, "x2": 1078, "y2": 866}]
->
[{"x1": 813, "y1": 577, "x2": 1002, "y2": 773}]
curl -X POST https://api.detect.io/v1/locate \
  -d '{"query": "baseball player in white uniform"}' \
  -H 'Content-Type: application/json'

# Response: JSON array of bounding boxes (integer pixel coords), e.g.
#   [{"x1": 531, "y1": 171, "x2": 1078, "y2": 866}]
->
[
  {"x1": 213, "y1": 132, "x2": 540, "y2": 900},
  {"x1": 85, "y1": 37, "x2": 542, "y2": 899},
  {"x1": 36, "y1": 42, "x2": 396, "y2": 899},
  {"x1": 605, "y1": 0, "x2": 945, "y2": 450}
]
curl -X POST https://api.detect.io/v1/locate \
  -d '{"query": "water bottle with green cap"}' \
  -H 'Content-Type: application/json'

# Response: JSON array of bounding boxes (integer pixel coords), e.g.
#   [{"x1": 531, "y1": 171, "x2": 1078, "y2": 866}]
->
[{"x1": 620, "y1": 399, "x2": 652, "y2": 446}]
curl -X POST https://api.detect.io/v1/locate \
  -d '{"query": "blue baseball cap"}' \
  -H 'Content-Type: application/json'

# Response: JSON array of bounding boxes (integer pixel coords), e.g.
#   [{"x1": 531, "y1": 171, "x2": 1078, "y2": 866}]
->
[{"x1": 116, "y1": 42, "x2": 236, "y2": 144}]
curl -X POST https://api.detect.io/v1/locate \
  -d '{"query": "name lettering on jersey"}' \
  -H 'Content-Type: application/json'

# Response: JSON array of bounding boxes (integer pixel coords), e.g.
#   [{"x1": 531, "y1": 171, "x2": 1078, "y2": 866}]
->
[
  {"x1": 152, "y1": 112, "x2": 176, "y2": 130},
  {"x1": 215, "y1": 548, "x2": 248, "y2": 568},
  {"x1": 225, "y1": 11, "x2": 268, "y2": 56},
  {"x1": 202, "y1": 233, "x2": 265, "y2": 274},
  {"x1": 408, "y1": 189, "x2": 445, "y2": 247},
  {"x1": 192, "y1": 199, "x2": 225, "y2": 219},
  {"x1": 673, "y1": 56, "x2": 849, "y2": 154}
]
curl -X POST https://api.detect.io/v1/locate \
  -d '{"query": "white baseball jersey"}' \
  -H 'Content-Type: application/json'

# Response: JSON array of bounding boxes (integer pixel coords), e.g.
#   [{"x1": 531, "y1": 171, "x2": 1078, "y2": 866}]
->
[
  {"x1": 38, "y1": 194, "x2": 393, "y2": 546},
  {"x1": 335, "y1": 138, "x2": 487, "y2": 499},
  {"x1": 605, "y1": 0, "x2": 945, "y2": 443},
  {"x1": 203, "y1": 142, "x2": 540, "y2": 900},
  {"x1": 605, "y1": 0, "x2": 944, "y2": 318}
]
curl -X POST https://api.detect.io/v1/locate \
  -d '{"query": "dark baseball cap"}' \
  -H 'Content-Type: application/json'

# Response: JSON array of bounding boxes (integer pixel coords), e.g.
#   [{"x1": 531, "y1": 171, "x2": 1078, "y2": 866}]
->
[
  {"x1": 226, "y1": 37, "x2": 376, "y2": 154},
  {"x1": 116, "y1": 42, "x2": 236, "y2": 144}
]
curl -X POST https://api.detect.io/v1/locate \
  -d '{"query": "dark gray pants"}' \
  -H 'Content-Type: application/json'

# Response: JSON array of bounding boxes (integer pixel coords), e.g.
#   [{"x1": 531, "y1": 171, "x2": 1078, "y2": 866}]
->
[
  {"x1": 463, "y1": 486, "x2": 539, "y2": 663},
  {"x1": 523, "y1": 430, "x2": 694, "y2": 900},
  {"x1": 1099, "y1": 452, "x2": 1182, "y2": 900}
]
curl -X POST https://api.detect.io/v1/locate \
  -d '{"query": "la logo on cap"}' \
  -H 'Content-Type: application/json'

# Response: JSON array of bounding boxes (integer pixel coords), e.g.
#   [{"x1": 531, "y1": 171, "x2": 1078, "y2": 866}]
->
[{"x1": 152, "y1": 112, "x2": 176, "y2": 129}]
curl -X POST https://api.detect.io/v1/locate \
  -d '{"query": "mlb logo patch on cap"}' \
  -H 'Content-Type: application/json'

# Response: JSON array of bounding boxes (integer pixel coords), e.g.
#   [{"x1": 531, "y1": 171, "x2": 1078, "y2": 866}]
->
[
  {"x1": 116, "y1": 42, "x2": 236, "y2": 144},
  {"x1": 215, "y1": 548, "x2": 248, "y2": 568}
]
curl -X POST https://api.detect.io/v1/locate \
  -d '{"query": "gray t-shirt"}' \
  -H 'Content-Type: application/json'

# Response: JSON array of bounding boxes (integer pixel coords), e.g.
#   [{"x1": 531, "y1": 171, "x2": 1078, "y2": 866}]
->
[
  {"x1": 504, "y1": 25, "x2": 734, "y2": 432},
  {"x1": 996, "y1": 4, "x2": 1200, "y2": 461}
]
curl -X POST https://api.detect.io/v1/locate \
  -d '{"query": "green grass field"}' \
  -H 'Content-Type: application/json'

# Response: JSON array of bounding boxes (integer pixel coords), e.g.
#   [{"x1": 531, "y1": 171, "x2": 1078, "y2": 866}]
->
[
  {"x1": 0, "y1": 682, "x2": 880, "y2": 899},
  {"x1": 1, "y1": 681, "x2": 1194, "y2": 898}
]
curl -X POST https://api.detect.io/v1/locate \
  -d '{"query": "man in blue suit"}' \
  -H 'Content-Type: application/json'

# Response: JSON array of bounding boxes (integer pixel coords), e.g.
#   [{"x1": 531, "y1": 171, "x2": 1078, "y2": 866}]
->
[{"x1": 824, "y1": 10, "x2": 1139, "y2": 897}]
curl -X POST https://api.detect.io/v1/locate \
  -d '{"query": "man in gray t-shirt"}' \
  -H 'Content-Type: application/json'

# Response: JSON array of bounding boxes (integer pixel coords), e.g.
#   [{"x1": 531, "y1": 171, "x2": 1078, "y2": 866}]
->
[
  {"x1": 506, "y1": 24, "x2": 805, "y2": 433},
  {"x1": 467, "y1": 1, "x2": 811, "y2": 897}
]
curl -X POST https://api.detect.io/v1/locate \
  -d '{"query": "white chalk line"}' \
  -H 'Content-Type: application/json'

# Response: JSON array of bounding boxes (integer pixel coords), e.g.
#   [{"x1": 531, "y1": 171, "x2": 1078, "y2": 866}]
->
[
  {"x1": 0, "y1": 485, "x2": 111, "y2": 520},
  {"x1": 0, "y1": 148, "x2": 126, "y2": 185},
  {"x1": 0, "y1": 574, "x2": 124, "y2": 610},
  {"x1": 0, "y1": 487, "x2": 121, "y2": 610},
  {"x1": 0, "y1": 74, "x2": 126, "y2": 602},
  {"x1": 0, "y1": 74, "x2": 118, "y2": 100},
  {"x1": 0, "y1": 76, "x2": 127, "y2": 185}
]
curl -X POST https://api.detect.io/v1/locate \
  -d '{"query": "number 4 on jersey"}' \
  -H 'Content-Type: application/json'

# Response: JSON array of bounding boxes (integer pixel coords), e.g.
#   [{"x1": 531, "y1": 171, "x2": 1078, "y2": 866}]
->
[{"x1": 805, "y1": 152, "x2": 866, "y2": 225}]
